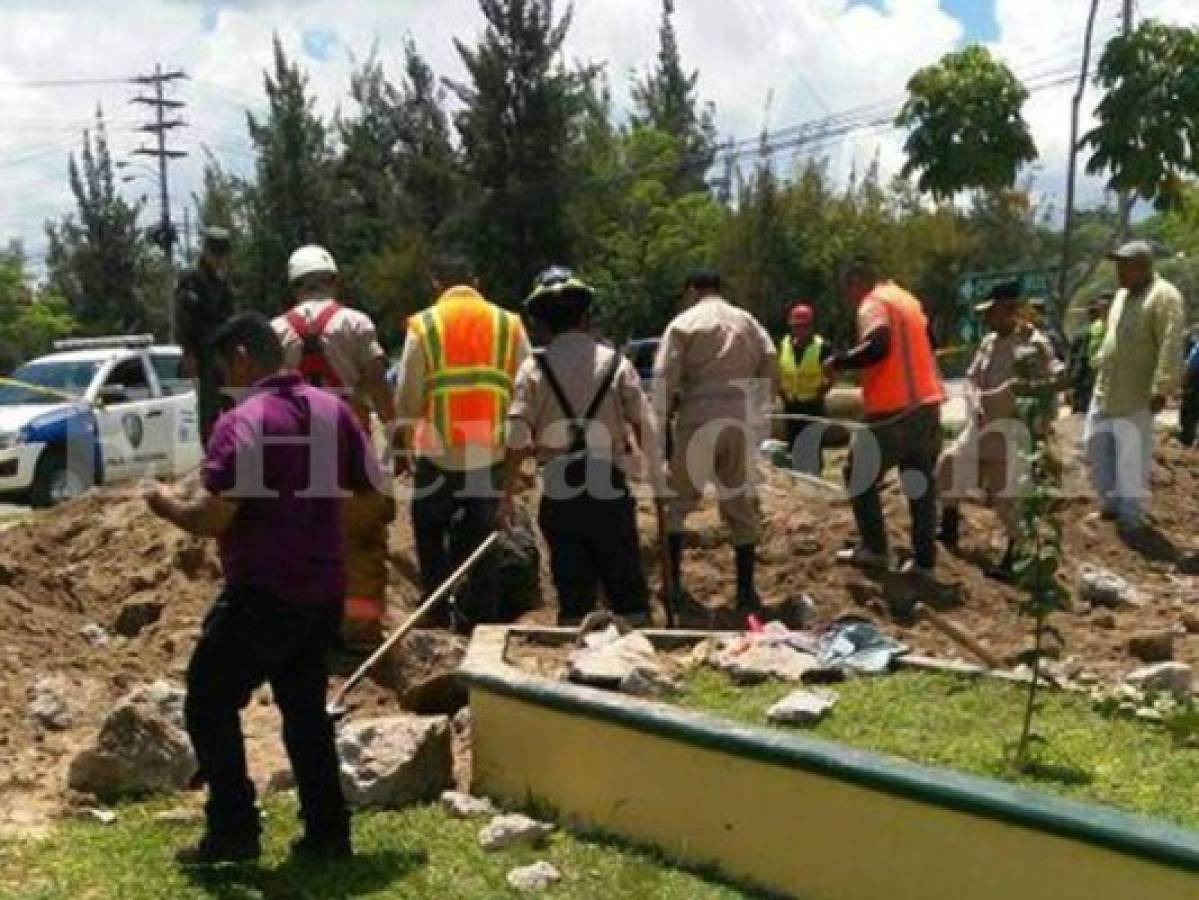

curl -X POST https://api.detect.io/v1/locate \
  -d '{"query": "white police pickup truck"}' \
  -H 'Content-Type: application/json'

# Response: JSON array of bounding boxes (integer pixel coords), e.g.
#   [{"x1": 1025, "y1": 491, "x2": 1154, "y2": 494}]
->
[{"x1": 0, "y1": 335, "x2": 204, "y2": 507}]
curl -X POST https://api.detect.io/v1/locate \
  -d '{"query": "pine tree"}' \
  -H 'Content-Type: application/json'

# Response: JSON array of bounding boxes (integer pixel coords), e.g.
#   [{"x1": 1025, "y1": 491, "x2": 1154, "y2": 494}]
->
[
  {"x1": 631, "y1": 0, "x2": 717, "y2": 195},
  {"x1": 242, "y1": 36, "x2": 336, "y2": 314},
  {"x1": 449, "y1": 0, "x2": 593, "y2": 303},
  {"x1": 45, "y1": 108, "x2": 149, "y2": 334}
]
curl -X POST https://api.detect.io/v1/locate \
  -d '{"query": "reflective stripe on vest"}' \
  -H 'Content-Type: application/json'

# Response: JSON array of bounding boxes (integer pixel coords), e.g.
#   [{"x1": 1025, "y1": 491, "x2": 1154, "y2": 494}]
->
[
  {"x1": 860, "y1": 283, "x2": 945, "y2": 417},
  {"x1": 410, "y1": 289, "x2": 520, "y2": 452},
  {"x1": 779, "y1": 335, "x2": 824, "y2": 402}
]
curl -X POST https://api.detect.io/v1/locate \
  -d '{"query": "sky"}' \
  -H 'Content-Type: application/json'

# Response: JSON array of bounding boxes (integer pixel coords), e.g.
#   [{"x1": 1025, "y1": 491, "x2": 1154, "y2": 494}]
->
[{"x1": 2, "y1": 0, "x2": 1198, "y2": 274}]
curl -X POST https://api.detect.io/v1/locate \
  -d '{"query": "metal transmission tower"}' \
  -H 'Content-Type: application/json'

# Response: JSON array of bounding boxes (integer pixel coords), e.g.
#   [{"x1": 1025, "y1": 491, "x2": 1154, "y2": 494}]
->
[{"x1": 131, "y1": 63, "x2": 188, "y2": 341}]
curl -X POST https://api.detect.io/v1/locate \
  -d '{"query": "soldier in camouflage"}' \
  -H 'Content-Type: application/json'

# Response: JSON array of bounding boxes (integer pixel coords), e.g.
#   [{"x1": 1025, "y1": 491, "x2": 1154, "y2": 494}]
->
[{"x1": 176, "y1": 227, "x2": 235, "y2": 445}]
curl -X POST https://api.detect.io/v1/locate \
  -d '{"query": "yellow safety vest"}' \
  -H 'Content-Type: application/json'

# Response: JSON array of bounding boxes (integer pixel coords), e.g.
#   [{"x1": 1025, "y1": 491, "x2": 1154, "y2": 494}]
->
[
  {"x1": 408, "y1": 287, "x2": 524, "y2": 454},
  {"x1": 779, "y1": 335, "x2": 825, "y2": 402}
]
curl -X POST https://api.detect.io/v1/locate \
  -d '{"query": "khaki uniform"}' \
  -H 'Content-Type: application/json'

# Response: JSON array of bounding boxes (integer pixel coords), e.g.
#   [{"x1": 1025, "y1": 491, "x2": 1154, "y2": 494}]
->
[
  {"x1": 937, "y1": 324, "x2": 1062, "y2": 535},
  {"x1": 654, "y1": 297, "x2": 777, "y2": 545},
  {"x1": 508, "y1": 332, "x2": 655, "y2": 622},
  {"x1": 272, "y1": 298, "x2": 391, "y2": 645}
]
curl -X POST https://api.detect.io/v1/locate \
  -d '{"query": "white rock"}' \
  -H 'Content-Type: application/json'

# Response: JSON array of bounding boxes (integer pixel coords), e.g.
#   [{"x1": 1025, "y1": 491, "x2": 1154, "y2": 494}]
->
[
  {"x1": 1126, "y1": 662, "x2": 1194, "y2": 702},
  {"x1": 568, "y1": 632, "x2": 662, "y2": 688},
  {"x1": 337, "y1": 715, "x2": 452, "y2": 809},
  {"x1": 75, "y1": 807, "x2": 118, "y2": 825},
  {"x1": 619, "y1": 667, "x2": 679, "y2": 699},
  {"x1": 67, "y1": 686, "x2": 196, "y2": 801},
  {"x1": 440, "y1": 791, "x2": 496, "y2": 819},
  {"x1": 153, "y1": 808, "x2": 203, "y2": 827},
  {"x1": 507, "y1": 861, "x2": 562, "y2": 892},
  {"x1": 28, "y1": 676, "x2": 74, "y2": 730},
  {"x1": 124, "y1": 680, "x2": 187, "y2": 730},
  {"x1": 478, "y1": 814, "x2": 554, "y2": 852},
  {"x1": 766, "y1": 689, "x2": 838, "y2": 726},
  {"x1": 80, "y1": 624, "x2": 110, "y2": 648},
  {"x1": 1078, "y1": 566, "x2": 1139, "y2": 608},
  {"x1": 712, "y1": 642, "x2": 818, "y2": 685}
]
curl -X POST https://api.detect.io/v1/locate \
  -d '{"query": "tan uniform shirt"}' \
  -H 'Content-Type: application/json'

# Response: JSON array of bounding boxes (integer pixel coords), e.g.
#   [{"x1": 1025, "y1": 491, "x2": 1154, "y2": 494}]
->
[
  {"x1": 965, "y1": 324, "x2": 1063, "y2": 461},
  {"x1": 273, "y1": 298, "x2": 386, "y2": 411},
  {"x1": 506, "y1": 332, "x2": 654, "y2": 478},
  {"x1": 1093, "y1": 274, "x2": 1185, "y2": 416},
  {"x1": 653, "y1": 296, "x2": 778, "y2": 428}
]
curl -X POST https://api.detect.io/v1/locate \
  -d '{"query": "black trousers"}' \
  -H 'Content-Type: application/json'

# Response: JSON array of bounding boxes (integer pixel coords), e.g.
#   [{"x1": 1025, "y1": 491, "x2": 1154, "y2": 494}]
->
[
  {"x1": 185, "y1": 585, "x2": 348, "y2": 842},
  {"x1": 1181, "y1": 379, "x2": 1199, "y2": 447},
  {"x1": 538, "y1": 467, "x2": 649, "y2": 623},
  {"x1": 784, "y1": 398, "x2": 827, "y2": 476},
  {"x1": 844, "y1": 404, "x2": 943, "y2": 569},
  {"x1": 411, "y1": 459, "x2": 499, "y2": 626}
]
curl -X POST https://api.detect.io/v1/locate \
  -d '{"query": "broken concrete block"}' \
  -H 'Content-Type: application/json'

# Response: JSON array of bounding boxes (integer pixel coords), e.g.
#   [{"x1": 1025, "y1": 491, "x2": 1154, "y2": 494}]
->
[
  {"x1": 1078, "y1": 566, "x2": 1137, "y2": 608},
  {"x1": 1128, "y1": 630, "x2": 1175, "y2": 663},
  {"x1": 67, "y1": 687, "x2": 196, "y2": 801},
  {"x1": 79, "y1": 623, "x2": 110, "y2": 648},
  {"x1": 1126, "y1": 662, "x2": 1193, "y2": 702},
  {"x1": 712, "y1": 642, "x2": 819, "y2": 685},
  {"x1": 337, "y1": 715, "x2": 452, "y2": 809},
  {"x1": 440, "y1": 791, "x2": 496, "y2": 820},
  {"x1": 766, "y1": 689, "x2": 838, "y2": 726},
  {"x1": 507, "y1": 861, "x2": 562, "y2": 892},
  {"x1": 568, "y1": 631, "x2": 662, "y2": 689},
  {"x1": 478, "y1": 814, "x2": 554, "y2": 852}
]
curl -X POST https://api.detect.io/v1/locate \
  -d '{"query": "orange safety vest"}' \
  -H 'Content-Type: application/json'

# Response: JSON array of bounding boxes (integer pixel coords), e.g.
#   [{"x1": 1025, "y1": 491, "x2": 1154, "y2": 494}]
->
[
  {"x1": 408, "y1": 286, "x2": 524, "y2": 455},
  {"x1": 860, "y1": 282, "x2": 945, "y2": 417}
]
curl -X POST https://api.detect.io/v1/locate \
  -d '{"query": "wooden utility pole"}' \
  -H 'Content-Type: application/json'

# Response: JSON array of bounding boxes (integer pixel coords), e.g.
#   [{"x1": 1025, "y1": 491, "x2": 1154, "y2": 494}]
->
[
  {"x1": 1057, "y1": 0, "x2": 1102, "y2": 311},
  {"x1": 132, "y1": 63, "x2": 188, "y2": 342}
]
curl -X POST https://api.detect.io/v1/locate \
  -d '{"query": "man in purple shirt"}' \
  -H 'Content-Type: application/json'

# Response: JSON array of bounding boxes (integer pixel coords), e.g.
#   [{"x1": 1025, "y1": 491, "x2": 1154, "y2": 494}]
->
[{"x1": 144, "y1": 312, "x2": 384, "y2": 866}]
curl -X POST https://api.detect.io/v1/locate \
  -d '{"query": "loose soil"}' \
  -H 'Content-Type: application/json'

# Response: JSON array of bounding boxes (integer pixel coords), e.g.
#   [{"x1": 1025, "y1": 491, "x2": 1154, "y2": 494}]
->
[{"x1": 1, "y1": 414, "x2": 1197, "y2": 833}]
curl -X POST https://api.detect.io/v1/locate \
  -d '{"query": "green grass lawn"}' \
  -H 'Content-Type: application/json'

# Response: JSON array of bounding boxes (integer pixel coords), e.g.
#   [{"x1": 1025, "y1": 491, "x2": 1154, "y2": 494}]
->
[
  {"x1": 0, "y1": 799, "x2": 758, "y2": 900},
  {"x1": 680, "y1": 669, "x2": 1199, "y2": 831}
]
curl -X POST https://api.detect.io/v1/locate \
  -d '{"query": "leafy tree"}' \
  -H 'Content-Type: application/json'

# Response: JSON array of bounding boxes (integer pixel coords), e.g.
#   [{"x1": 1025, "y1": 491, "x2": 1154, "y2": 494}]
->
[
  {"x1": 1084, "y1": 21, "x2": 1199, "y2": 210},
  {"x1": 896, "y1": 46, "x2": 1038, "y2": 200},
  {"x1": 631, "y1": 0, "x2": 717, "y2": 195},
  {"x1": 449, "y1": 0, "x2": 595, "y2": 304},
  {"x1": 577, "y1": 128, "x2": 725, "y2": 340},
  {"x1": 44, "y1": 109, "x2": 150, "y2": 334},
  {"x1": 0, "y1": 248, "x2": 77, "y2": 370},
  {"x1": 192, "y1": 149, "x2": 244, "y2": 236},
  {"x1": 242, "y1": 36, "x2": 337, "y2": 314}
]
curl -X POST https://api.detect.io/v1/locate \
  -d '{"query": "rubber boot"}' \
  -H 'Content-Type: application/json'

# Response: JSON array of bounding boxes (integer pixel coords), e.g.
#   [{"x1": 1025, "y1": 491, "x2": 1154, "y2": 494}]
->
[
  {"x1": 734, "y1": 544, "x2": 762, "y2": 611},
  {"x1": 937, "y1": 506, "x2": 961, "y2": 550}
]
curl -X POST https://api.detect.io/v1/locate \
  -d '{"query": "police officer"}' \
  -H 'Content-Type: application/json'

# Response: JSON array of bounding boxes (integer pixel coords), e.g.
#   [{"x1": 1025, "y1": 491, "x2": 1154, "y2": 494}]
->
[
  {"x1": 176, "y1": 227, "x2": 235, "y2": 446},
  {"x1": 654, "y1": 270, "x2": 777, "y2": 611},
  {"x1": 937, "y1": 281, "x2": 1066, "y2": 579},
  {"x1": 501, "y1": 270, "x2": 657, "y2": 626}
]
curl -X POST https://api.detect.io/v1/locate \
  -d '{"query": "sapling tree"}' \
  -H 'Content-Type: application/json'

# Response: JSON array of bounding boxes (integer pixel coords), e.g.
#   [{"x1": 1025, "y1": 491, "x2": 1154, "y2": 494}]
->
[{"x1": 1009, "y1": 345, "x2": 1069, "y2": 769}]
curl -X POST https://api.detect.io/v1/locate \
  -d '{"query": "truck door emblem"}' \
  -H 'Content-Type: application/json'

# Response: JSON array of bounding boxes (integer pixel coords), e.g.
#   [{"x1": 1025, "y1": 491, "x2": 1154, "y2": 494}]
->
[{"x1": 122, "y1": 412, "x2": 144, "y2": 449}]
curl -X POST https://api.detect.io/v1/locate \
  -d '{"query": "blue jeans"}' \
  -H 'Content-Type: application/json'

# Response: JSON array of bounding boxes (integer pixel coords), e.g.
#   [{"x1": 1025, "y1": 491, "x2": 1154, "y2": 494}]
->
[{"x1": 1083, "y1": 403, "x2": 1154, "y2": 527}]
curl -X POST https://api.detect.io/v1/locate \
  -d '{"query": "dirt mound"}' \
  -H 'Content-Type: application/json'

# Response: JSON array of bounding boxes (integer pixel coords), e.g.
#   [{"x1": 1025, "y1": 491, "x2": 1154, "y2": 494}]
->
[{"x1": 1, "y1": 420, "x2": 1196, "y2": 831}]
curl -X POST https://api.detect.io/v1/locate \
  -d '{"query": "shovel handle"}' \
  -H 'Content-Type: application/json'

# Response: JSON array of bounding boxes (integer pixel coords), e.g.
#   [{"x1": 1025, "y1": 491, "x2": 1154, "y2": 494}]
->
[{"x1": 329, "y1": 531, "x2": 501, "y2": 712}]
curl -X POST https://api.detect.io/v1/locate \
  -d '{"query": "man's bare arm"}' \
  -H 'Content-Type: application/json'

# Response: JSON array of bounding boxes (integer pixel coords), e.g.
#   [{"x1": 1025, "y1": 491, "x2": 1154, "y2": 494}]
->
[{"x1": 145, "y1": 481, "x2": 238, "y2": 538}]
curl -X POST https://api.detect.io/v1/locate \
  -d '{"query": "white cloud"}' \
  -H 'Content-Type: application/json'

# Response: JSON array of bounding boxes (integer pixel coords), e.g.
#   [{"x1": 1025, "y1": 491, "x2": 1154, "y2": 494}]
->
[{"x1": 2, "y1": 0, "x2": 1197, "y2": 273}]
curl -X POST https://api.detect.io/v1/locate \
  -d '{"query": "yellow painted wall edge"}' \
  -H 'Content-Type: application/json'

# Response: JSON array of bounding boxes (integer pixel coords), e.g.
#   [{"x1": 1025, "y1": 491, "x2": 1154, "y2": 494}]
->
[{"x1": 461, "y1": 626, "x2": 1199, "y2": 900}]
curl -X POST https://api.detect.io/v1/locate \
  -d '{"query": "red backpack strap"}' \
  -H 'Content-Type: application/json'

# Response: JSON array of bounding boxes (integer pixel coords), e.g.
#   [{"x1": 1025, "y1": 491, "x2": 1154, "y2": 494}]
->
[
  {"x1": 310, "y1": 301, "x2": 342, "y2": 336},
  {"x1": 286, "y1": 309, "x2": 311, "y2": 339}
]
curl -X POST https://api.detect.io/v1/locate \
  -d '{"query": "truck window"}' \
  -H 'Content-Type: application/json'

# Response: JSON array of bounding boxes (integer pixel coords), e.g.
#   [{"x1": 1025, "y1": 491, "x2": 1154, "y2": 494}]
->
[
  {"x1": 151, "y1": 354, "x2": 191, "y2": 397},
  {"x1": 105, "y1": 358, "x2": 153, "y2": 402}
]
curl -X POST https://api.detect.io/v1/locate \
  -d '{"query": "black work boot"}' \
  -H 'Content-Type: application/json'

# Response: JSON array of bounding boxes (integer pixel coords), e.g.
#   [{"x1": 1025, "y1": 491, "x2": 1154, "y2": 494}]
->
[
  {"x1": 290, "y1": 832, "x2": 353, "y2": 862},
  {"x1": 176, "y1": 832, "x2": 261, "y2": 867},
  {"x1": 734, "y1": 545, "x2": 762, "y2": 611},
  {"x1": 937, "y1": 506, "x2": 961, "y2": 550}
]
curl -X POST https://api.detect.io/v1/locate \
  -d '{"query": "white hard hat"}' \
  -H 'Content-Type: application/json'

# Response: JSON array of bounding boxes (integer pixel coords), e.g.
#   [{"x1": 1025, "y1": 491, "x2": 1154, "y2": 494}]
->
[{"x1": 288, "y1": 244, "x2": 338, "y2": 283}]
